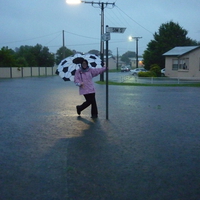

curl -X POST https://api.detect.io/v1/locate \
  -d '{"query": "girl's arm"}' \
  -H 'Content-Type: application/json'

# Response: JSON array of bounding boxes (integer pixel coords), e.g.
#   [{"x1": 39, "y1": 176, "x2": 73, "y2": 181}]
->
[{"x1": 91, "y1": 66, "x2": 107, "y2": 77}]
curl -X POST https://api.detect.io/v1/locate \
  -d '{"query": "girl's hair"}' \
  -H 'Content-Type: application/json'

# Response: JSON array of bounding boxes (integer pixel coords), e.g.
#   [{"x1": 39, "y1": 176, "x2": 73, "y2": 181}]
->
[{"x1": 82, "y1": 59, "x2": 88, "y2": 65}]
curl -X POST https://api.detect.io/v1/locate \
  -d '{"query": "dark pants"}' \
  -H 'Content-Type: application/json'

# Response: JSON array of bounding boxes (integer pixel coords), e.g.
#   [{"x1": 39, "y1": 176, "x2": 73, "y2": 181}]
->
[{"x1": 79, "y1": 93, "x2": 98, "y2": 116}]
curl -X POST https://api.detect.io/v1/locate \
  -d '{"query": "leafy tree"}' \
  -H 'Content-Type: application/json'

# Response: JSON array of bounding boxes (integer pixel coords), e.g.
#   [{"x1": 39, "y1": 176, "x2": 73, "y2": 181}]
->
[
  {"x1": 88, "y1": 49, "x2": 100, "y2": 55},
  {"x1": 31, "y1": 44, "x2": 55, "y2": 67},
  {"x1": 0, "y1": 47, "x2": 17, "y2": 67},
  {"x1": 15, "y1": 45, "x2": 35, "y2": 66},
  {"x1": 143, "y1": 21, "x2": 199, "y2": 70},
  {"x1": 15, "y1": 44, "x2": 55, "y2": 67},
  {"x1": 15, "y1": 57, "x2": 28, "y2": 67},
  {"x1": 38, "y1": 45, "x2": 54, "y2": 67},
  {"x1": 15, "y1": 45, "x2": 30, "y2": 57},
  {"x1": 88, "y1": 49, "x2": 113, "y2": 57},
  {"x1": 121, "y1": 51, "x2": 135, "y2": 64},
  {"x1": 41, "y1": 47, "x2": 55, "y2": 67},
  {"x1": 55, "y1": 46, "x2": 73, "y2": 65}
]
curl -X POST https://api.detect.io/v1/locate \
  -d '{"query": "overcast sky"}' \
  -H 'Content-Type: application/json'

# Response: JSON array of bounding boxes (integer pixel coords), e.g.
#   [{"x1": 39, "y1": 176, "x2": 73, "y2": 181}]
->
[{"x1": 1, "y1": 0, "x2": 200, "y2": 56}]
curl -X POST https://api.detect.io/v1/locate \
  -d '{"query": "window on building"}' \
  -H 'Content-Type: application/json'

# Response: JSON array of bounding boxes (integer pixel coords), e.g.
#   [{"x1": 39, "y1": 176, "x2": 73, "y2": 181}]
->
[
  {"x1": 172, "y1": 59, "x2": 178, "y2": 70},
  {"x1": 179, "y1": 58, "x2": 189, "y2": 70}
]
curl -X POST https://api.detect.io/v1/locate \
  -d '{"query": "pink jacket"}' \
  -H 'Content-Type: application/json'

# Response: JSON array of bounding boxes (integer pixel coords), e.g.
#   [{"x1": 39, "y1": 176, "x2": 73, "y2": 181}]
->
[{"x1": 74, "y1": 67, "x2": 106, "y2": 95}]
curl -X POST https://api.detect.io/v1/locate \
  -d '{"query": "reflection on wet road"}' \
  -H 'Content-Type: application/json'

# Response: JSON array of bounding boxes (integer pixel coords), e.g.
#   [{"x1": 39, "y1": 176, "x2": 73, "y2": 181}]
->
[{"x1": 1, "y1": 76, "x2": 200, "y2": 200}]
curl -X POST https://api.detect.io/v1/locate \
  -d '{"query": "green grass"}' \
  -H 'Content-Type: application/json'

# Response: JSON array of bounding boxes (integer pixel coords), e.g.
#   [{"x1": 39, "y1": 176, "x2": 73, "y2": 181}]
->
[
  {"x1": 108, "y1": 69, "x2": 121, "y2": 72},
  {"x1": 96, "y1": 80, "x2": 200, "y2": 87}
]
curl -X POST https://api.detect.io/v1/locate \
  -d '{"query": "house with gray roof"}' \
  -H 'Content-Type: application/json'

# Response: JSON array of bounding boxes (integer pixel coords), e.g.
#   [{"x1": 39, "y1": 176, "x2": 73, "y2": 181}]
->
[{"x1": 163, "y1": 46, "x2": 200, "y2": 78}]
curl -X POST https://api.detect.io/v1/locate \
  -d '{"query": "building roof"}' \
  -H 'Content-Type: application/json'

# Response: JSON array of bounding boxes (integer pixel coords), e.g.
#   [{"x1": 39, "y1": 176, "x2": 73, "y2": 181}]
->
[{"x1": 163, "y1": 46, "x2": 200, "y2": 57}]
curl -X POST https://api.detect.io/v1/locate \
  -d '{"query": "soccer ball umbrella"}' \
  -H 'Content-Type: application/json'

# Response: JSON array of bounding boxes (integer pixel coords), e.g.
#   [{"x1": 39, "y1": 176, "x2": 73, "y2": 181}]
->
[{"x1": 56, "y1": 53, "x2": 104, "y2": 81}]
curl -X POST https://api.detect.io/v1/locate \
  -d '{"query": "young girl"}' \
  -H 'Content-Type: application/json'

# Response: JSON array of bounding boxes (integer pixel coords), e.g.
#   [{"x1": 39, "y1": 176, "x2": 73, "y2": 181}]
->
[{"x1": 74, "y1": 59, "x2": 106, "y2": 118}]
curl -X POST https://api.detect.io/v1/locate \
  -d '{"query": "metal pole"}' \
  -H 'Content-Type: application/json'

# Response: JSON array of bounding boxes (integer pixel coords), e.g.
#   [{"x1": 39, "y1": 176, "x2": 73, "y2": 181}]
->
[
  {"x1": 136, "y1": 38, "x2": 138, "y2": 68},
  {"x1": 132, "y1": 37, "x2": 142, "y2": 68},
  {"x1": 106, "y1": 25, "x2": 109, "y2": 120},
  {"x1": 21, "y1": 67, "x2": 23, "y2": 78},
  {"x1": 10, "y1": 67, "x2": 12, "y2": 78},
  {"x1": 116, "y1": 47, "x2": 119, "y2": 70},
  {"x1": 130, "y1": 37, "x2": 142, "y2": 68},
  {"x1": 100, "y1": 2, "x2": 104, "y2": 81},
  {"x1": 80, "y1": 1, "x2": 115, "y2": 81}
]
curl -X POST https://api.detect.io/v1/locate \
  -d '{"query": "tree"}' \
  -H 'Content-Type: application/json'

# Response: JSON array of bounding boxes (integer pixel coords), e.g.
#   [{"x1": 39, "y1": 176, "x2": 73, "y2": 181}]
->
[
  {"x1": 15, "y1": 44, "x2": 55, "y2": 67},
  {"x1": 88, "y1": 49, "x2": 113, "y2": 58},
  {"x1": 0, "y1": 47, "x2": 17, "y2": 67},
  {"x1": 31, "y1": 44, "x2": 55, "y2": 67},
  {"x1": 55, "y1": 46, "x2": 73, "y2": 65},
  {"x1": 33, "y1": 45, "x2": 54, "y2": 67},
  {"x1": 15, "y1": 45, "x2": 36, "y2": 66},
  {"x1": 121, "y1": 51, "x2": 135, "y2": 64},
  {"x1": 41, "y1": 48, "x2": 55, "y2": 67},
  {"x1": 143, "y1": 21, "x2": 199, "y2": 70},
  {"x1": 15, "y1": 57, "x2": 28, "y2": 67},
  {"x1": 88, "y1": 49, "x2": 100, "y2": 55}
]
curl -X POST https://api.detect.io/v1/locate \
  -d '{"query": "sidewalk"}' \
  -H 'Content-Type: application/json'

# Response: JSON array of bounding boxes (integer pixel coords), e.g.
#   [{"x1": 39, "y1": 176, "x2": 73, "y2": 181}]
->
[{"x1": 0, "y1": 76, "x2": 200, "y2": 200}]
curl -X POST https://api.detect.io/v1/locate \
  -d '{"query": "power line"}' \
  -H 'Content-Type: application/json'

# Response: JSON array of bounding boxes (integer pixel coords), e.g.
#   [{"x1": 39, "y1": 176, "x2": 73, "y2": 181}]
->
[
  {"x1": 0, "y1": 30, "x2": 100, "y2": 48},
  {"x1": 64, "y1": 30, "x2": 99, "y2": 40},
  {"x1": 115, "y1": 5, "x2": 154, "y2": 35},
  {"x1": 0, "y1": 31, "x2": 61, "y2": 45}
]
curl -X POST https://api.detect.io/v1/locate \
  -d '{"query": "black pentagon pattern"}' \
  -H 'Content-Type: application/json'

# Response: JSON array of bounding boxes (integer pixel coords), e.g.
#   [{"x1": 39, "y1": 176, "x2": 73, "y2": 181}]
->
[
  {"x1": 63, "y1": 77, "x2": 70, "y2": 81},
  {"x1": 61, "y1": 60, "x2": 67, "y2": 66},
  {"x1": 71, "y1": 69, "x2": 76, "y2": 76},
  {"x1": 89, "y1": 55, "x2": 97, "y2": 60},
  {"x1": 90, "y1": 62, "x2": 97, "y2": 68},
  {"x1": 63, "y1": 67, "x2": 69, "y2": 73},
  {"x1": 55, "y1": 69, "x2": 59, "y2": 75}
]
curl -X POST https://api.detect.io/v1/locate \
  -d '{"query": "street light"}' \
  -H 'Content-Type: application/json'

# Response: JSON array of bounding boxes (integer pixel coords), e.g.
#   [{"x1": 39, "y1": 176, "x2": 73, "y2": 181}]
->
[
  {"x1": 129, "y1": 36, "x2": 142, "y2": 68},
  {"x1": 66, "y1": 0, "x2": 115, "y2": 81}
]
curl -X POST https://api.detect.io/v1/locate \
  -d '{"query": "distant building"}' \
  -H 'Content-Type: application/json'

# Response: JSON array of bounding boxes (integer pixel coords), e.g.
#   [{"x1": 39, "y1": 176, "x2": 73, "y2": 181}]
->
[
  {"x1": 104, "y1": 56, "x2": 125, "y2": 70},
  {"x1": 129, "y1": 57, "x2": 144, "y2": 68},
  {"x1": 163, "y1": 46, "x2": 200, "y2": 77}
]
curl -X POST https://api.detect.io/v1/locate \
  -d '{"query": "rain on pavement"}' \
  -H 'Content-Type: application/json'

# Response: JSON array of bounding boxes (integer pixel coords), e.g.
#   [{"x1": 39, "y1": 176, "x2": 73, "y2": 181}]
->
[{"x1": 0, "y1": 75, "x2": 200, "y2": 200}]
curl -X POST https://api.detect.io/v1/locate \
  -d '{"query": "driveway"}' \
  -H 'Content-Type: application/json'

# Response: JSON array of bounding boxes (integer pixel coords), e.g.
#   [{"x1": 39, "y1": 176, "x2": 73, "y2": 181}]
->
[{"x1": 0, "y1": 76, "x2": 200, "y2": 200}]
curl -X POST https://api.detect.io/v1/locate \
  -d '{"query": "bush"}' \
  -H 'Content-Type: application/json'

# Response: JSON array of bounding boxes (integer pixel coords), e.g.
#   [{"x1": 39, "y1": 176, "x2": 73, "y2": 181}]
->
[
  {"x1": 138, "y1": 71, "x2": 156, "y2": 77},
  {"x1": 150, "y1": 64, "x2": 161, "y2": 77}
]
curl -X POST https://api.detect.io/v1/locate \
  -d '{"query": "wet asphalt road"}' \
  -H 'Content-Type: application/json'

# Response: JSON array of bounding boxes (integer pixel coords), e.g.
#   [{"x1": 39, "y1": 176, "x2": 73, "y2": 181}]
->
[{"x1": 0, "y1": 75, "x2": 200, "y2": 200}]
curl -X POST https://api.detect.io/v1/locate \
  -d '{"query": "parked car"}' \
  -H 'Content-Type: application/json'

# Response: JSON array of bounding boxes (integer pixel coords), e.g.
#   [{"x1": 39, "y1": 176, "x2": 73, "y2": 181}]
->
[
  {"x1": 161, "y1": 68, "x2": 165, "y2": 76},
  {"x1": 130, "y1": 68, "x2": 147, "y2": 75},
  {"x1": 121, "y1": 66, "x2": 130, "y2": 72}
]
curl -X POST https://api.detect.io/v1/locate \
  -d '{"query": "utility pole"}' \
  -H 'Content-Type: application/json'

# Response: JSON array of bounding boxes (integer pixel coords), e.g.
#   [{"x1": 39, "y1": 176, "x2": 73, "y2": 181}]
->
[
  {"x1": 66, "y1": 1, "x2": 115, "y2": 80},
  {"x1": 134, "y1": 37, "x2": 142, "y2": 68},
  {"x1": 129, "y1": 36, "x2": 142, "y2": 68},
  {"x1": 79, "y1": 1, "x2": 115, "y2": 81},
  {"x1": 116, "y1": 47, "x2": 119, "y2": 71},
  {"x1": 62, "y1": 30, "x2": 65, "y2": 59}
]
